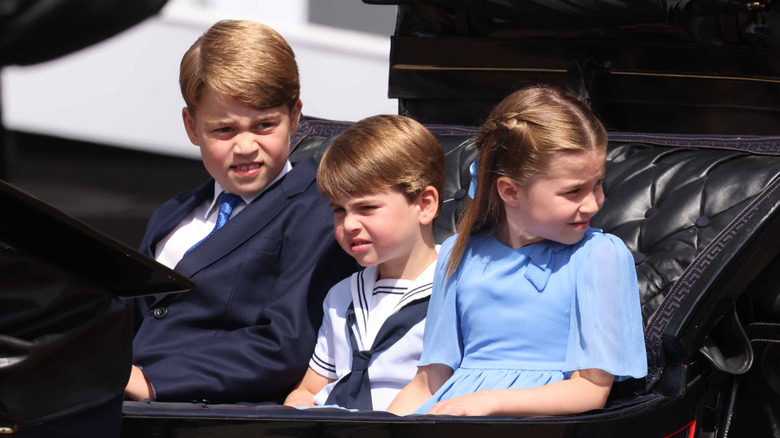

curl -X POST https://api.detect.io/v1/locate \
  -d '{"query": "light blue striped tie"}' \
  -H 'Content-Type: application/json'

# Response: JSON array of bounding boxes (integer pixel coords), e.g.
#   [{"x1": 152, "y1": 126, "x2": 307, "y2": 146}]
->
[{"x1": 185, "y1": 192, "x2": 243, "y2": 255}]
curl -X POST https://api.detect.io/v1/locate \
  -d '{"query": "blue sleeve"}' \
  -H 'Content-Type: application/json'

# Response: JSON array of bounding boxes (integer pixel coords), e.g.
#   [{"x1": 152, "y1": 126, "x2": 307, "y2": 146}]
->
[
  {"x1": 417, "y1": 236, "x2": 463, "y2": 371},
  {"x1": 564, "y1": 232, "x2": 648, "y2": 381}
]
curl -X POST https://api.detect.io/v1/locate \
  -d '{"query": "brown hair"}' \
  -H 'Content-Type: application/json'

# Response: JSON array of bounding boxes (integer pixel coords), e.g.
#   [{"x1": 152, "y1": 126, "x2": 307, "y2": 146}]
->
[
  {"x1": 447, "y1": 84, "x2": 608, "y2": 275},
  {"x1": 317, "y1": 115, "x2": 445, "y2": 210},
  {"x1": 180, "y1": 20, "x2": 300, "y2": 113}
]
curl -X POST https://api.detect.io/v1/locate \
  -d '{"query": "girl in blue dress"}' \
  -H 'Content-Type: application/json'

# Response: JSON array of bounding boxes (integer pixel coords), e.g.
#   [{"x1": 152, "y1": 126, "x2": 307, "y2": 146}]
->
[{"x1": 388, "y1": 85, "x2": 647, "y2": 416}]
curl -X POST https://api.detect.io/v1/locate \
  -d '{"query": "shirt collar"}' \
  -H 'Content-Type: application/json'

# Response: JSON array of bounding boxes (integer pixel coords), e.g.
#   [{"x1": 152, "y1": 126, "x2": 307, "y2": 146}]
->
[{"x1": 204, "y1": 160, "x2": 292, "y2": 218}]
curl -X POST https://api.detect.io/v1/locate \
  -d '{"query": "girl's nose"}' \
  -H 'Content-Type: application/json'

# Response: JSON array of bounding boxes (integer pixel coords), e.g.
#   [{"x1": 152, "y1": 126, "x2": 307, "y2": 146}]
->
[{"x1": 581, "y1": 189, "x2": 603, "y2": 214}]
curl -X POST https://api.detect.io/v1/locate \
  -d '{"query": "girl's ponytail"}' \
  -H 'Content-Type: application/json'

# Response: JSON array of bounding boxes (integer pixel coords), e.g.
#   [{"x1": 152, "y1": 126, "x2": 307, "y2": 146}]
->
[{"x1": 446, "y1": 112, "x2": 533, "y2": 276}]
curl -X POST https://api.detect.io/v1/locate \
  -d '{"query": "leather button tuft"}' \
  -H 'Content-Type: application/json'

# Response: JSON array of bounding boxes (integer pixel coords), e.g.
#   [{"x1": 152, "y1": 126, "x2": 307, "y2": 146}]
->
[
  {"x1": 453, "y1": 188, "x2": 467, "y2": 200},
  {"x1": 153, "y1": 307, "x2": 168, "y2": 319},
  {"x1": 695, "y1": 216, "x2": 709, "y2": 228},
  {"x1": 633, "y1": 252, "x2": 646, "y2": 265},
  {"x1": 644, "y1": 207, "x2": 657, "y2": 218}
]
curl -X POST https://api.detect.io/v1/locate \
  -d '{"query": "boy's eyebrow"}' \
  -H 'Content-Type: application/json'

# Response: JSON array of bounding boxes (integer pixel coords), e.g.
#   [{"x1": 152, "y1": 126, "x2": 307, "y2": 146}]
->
[
  {"x1": 202, "y1": 112, "x2": 281, "y2": 125},
  {"x1": 252, "y1": 113, "x2": 281, "y2": 122},
  {"x1": 203, "y1": 118, "x2": 232, "y2": 126},
  {"x1": 328, "y1": 194, "x2": 378, "y2": 209}
]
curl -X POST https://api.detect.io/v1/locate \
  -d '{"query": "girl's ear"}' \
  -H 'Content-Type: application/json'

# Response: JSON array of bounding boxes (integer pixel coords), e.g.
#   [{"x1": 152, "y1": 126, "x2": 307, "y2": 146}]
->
[
  {"x1": 416, "y1": 186, "x2": 440, "y2": 225},
  {"x1": 496, "y1": 176, "x2": 522, "y2": 207}
]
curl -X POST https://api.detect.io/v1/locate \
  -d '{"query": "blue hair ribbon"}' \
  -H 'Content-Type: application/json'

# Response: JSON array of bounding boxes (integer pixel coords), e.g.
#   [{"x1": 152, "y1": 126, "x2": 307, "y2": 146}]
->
[{"x1": 467, "y1": 159, "x2": 479, "y2": 199}]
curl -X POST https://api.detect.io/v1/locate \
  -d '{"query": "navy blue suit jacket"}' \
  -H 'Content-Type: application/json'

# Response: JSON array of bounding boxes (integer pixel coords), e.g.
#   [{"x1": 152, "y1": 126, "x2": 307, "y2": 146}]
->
[{"x1": 132, "y1": 158, "x2": 356, "y2": 403}]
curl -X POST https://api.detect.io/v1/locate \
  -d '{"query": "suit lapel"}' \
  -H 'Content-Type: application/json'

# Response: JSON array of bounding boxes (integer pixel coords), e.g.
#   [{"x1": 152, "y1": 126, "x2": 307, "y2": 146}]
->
[
  {"x1": 174, "y1": 158, "x2": 318, "y2": 279},
  {"x1": 142, "y1": 180, "x2": 214, "y2": 257},
  {"x1": 144, "y1": 180, "x2": 213, "y2": 308}
]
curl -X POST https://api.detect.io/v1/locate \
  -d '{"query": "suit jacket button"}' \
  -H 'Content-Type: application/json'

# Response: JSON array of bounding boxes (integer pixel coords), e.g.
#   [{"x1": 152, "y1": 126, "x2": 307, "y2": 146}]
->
[{"x1": 153, "y1": 307, "x2": 168, "y2": 319}]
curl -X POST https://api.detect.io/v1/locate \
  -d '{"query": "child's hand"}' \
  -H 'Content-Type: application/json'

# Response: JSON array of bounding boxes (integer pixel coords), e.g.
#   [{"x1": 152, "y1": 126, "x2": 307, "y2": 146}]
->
[
  {"x1": 427, "y1": 369, "x2": 613, "y2": 416},
  {"x1": 283, "y1": 394, "x2": 316, "y2": 408},
  {"x1": 125, "y1": 365, "x2": 155, "y2": 401},
  {"x1": 283, "y1": 367, "x2": 333, "y2": 408},
  {"x1": 426, "y1": 390, "x2": 501, "y2": 416}
]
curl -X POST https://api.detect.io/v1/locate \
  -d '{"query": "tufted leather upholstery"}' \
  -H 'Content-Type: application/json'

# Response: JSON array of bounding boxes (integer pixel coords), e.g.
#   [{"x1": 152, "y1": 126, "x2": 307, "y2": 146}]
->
[
  {"x1": 596, "y1": 142, "x2": 780, "y2": 320},
  {"x1": 290, "y1": 117, "x2": 780, "y2": 394}
]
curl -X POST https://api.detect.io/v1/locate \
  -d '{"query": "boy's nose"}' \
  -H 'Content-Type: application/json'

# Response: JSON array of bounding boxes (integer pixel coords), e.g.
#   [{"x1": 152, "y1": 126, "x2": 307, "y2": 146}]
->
[
  {"x1": 233, "y1": 134, "x2": 258, "y2": 154},
  {"x1": 343, "y1": 214, "x2": 361, "y2": 232}
]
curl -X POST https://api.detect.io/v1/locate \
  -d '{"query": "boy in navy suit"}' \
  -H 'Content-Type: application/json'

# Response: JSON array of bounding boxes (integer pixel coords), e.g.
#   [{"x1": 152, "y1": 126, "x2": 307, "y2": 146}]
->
[
  {"x1": 284, "y1": 115, "x2": 445, "y2": 411},
  {"x1": 125, "y1": 20, "x2": 355, "y2": 403}
]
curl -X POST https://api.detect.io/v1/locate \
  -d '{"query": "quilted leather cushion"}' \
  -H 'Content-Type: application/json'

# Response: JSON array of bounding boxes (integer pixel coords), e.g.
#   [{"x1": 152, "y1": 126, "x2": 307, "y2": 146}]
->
[{"x1": 594, "y1": 143, "x2": 780, "y2": 321}]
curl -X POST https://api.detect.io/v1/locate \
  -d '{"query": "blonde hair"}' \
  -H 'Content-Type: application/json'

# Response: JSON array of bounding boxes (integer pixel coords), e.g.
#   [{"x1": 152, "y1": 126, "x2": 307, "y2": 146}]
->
[
  {"x1": 317, "y1": 115, "x2": 445, "y2": 209},
  {"x1": 447, "y1": 84, "x2": 608, "y2": 275},
  {"x1": 180, "y1": 20, "x2": 300, "y2": 113}
]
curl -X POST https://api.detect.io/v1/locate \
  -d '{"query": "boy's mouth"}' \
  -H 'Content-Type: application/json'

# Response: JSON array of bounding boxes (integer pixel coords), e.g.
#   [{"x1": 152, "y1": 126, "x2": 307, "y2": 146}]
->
[
  {"x1": 349, "y1": 239, "x2": 372, "y2": 252},
  {"x1": 231, "y1": 162, "x2": 263, "y2": 177},
  {"x1": 232, "y1": 163, "x2": 261, "y2": 171}
]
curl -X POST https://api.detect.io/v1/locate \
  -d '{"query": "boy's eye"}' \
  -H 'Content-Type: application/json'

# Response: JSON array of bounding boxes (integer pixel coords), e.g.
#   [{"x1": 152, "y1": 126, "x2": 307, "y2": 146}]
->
[
  {"x1": 213, "y1": 127, "x2": 232, "y2": 134},
  {"x1": 566, "y1": 188, "x2": 580, "y2": 195},
  {"x1": 596, "y1": 178, "x2": 605, "y2": 186},
  {"x1": 257, "y1": 121, "x2": 277, "y2": 130},
  {"x1": 360, "y1": 205, "x2": 378, "y2": 212},
  {"x1": 331, "y1": 207, "x2": 345, "y2": 214}
]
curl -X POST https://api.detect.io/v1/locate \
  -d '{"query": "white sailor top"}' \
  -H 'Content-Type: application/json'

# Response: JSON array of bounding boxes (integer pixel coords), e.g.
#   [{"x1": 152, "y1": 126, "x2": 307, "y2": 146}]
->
[{"x1": 309, "y1": 261, "x2": 435, "y2": 410}]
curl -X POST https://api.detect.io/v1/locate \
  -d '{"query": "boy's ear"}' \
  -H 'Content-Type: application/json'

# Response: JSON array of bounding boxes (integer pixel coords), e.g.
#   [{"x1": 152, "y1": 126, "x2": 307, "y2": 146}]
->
[
  {"x1": 288, "y1": 99, "x2": 303, "y2": 137},
  {"x1": 417, "y1": 186, "x2": 439, "y2": 225},
  {"x1": 496, "y1": 176, "x2": 522, "y2": 207},
  {"x1": 182, "y1": 107, "x2": 200, "y2": 147}
]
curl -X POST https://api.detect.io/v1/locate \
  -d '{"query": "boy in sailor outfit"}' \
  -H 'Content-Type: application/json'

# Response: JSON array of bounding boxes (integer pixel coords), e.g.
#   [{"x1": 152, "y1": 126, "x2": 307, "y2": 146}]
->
[{"x1": 284, "y1": 115, "x2": 445, "y2": 411}]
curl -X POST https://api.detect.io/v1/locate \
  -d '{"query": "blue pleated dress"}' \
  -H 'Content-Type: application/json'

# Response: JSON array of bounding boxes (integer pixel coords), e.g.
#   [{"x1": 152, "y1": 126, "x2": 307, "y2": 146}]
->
[{"x1": 415, "y1": 228, "x2": 647, "y2": 414}]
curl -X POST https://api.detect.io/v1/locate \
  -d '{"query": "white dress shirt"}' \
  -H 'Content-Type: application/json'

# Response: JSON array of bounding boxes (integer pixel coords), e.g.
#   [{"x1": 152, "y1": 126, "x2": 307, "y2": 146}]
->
[{"x1": 154, "y1": 161, "x2": 292, "y2": 269}]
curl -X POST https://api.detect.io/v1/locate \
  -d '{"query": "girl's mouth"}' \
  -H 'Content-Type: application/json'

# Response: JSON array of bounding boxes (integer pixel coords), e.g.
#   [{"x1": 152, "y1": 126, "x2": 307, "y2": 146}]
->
[{"x1": 570, "y1": 220, "x2": 590, "y2": 230}]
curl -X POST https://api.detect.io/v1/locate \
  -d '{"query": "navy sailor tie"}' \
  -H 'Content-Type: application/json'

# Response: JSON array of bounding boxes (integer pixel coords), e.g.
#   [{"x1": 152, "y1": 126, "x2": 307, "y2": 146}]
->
[{"x1": 325, "y1": 296, "x2": 430, "y2": 410}]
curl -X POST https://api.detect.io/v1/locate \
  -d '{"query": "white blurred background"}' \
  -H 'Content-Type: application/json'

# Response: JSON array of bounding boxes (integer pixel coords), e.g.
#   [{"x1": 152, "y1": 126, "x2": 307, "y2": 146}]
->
[
  {"x1": 1, "y1": 0, "x2": 398, "y2": 159},
  {"x1": 0, "y1": 0, "x2": 399, "y2": 246}
]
